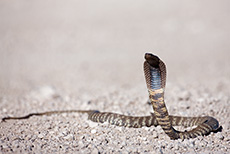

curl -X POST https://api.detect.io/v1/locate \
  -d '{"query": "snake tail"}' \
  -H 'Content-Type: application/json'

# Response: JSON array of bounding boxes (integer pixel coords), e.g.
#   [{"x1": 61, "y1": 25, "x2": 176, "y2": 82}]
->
[
  {"x1": 1, "y1": 110, "x2": 159, "y2": 128},
  {"x1": 87, "y1": 111, "x2": 158, "y2": 128}
]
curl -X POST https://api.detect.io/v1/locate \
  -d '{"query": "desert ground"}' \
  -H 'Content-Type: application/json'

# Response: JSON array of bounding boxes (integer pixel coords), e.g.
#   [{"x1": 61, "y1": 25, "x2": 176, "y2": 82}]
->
[{"x1": 0, "y1": 1, "x2": 230, "y2": 153}]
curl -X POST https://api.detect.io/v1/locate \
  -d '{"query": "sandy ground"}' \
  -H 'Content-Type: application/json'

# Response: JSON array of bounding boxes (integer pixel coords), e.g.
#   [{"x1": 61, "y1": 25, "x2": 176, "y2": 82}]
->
[{"x1": 0, "y1": 0, "x2": 230, "y2": 153}]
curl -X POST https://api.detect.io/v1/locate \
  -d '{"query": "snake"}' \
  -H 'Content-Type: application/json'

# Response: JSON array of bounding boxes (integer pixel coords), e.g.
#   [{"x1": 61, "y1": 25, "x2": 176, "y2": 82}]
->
[{"x1": 2, "y1": 53, "x2": 219, "y2": 140}]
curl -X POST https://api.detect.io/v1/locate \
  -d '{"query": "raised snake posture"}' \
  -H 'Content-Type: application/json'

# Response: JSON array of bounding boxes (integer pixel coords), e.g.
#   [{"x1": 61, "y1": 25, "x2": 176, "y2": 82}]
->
[{"x1": 2, "y1": 53, "x2": 219, "y2": 140}]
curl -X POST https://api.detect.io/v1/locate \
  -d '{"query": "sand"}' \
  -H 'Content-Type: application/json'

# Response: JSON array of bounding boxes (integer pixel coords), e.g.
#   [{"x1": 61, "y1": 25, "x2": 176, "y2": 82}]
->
[{"x1": 0, "y1": 1, "x2": 230, "y2": 153}]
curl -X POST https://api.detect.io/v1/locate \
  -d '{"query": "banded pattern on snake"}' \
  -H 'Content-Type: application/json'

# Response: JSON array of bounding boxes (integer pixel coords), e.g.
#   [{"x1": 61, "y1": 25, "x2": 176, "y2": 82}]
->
[{"x1": 2, "y1": 53, "x2": 219, "y2": 140}]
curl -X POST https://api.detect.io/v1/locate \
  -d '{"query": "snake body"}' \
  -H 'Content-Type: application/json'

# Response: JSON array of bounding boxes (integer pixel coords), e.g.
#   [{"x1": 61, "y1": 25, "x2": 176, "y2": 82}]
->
[
  {"x1": 2, "y1": 53, "x2": 219, "y2": 140},
  {"x1": 144, "y1": 53, "x2": 219, "y2": 139}
]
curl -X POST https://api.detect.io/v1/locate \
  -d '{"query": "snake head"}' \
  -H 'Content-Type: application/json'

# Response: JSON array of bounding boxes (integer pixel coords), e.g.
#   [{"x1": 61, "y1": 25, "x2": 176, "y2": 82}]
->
[
  {"x1": 145, "y1": 53, "x2": 160, "y2": 68},
  {"x1": 144, "y1": 52, "x2": 167, "y2": 90}
]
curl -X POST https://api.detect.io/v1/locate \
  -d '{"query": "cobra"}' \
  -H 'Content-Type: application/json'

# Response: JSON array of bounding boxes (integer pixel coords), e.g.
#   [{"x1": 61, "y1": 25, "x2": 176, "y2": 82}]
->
[{"x1": 2, "y1": 53, "x2": 219, "y2": 140}]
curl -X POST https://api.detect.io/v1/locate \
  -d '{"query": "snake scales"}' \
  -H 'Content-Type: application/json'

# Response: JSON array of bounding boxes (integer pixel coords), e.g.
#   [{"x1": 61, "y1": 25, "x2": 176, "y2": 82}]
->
[{"x1": 2, "y1": 53, "x2": 219, "y2": 140}]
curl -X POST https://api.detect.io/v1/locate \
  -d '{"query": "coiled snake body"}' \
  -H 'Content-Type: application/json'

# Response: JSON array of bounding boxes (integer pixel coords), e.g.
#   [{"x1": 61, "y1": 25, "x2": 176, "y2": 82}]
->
[{"x1": 2, "y1": 53, "x2": 219, "y2": 140}]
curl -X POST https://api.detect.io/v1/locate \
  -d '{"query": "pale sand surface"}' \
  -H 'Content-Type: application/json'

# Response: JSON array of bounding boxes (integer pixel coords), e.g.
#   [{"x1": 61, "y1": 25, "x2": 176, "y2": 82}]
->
[{"x1": 0, "y1": 1, "x2": 230, "y2": 153}]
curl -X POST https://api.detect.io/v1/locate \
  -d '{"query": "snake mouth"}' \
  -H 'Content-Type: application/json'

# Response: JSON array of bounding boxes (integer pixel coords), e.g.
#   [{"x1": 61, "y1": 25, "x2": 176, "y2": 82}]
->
[{"x1": 145, "y1": 53, "x2": 160, "y2": 68}]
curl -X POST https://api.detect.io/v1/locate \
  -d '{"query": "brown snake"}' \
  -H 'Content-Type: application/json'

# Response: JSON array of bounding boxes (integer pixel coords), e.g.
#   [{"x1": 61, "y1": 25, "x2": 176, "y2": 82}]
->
[{"x1": 2, "y1": 53, "x2": 219, "y2": 140}]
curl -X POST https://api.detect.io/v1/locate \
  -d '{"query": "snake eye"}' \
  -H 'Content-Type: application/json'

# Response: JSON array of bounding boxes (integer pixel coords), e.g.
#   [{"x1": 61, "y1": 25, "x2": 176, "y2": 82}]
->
[{"x1": 145, "y1": 53, "x2": 160, "y2": 68}]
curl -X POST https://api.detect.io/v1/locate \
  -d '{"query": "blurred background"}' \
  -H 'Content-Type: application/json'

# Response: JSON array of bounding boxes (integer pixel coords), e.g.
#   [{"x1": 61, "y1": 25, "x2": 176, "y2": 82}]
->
[{"x1": 0, "y1": 0, "x2": 229, "y2": 97}]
